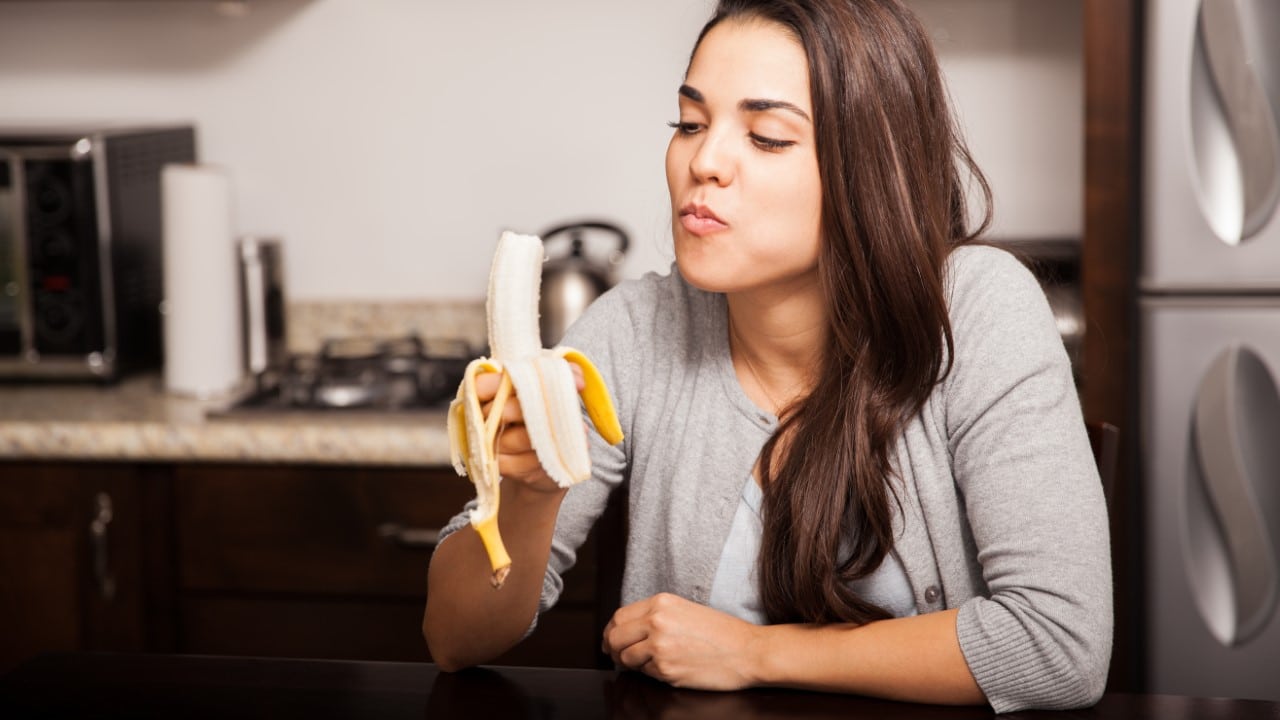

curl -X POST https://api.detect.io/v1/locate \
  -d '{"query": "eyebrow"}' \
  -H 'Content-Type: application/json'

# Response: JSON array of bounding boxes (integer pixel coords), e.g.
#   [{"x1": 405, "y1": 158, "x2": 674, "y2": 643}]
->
[{"x1": 678, "y1": 84, "x2": 812, "y2": 123}]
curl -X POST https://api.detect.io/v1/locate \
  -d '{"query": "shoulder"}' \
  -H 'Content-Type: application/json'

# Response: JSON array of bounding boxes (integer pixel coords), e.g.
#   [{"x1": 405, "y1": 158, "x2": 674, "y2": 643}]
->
[
  {"x1": 945, "y1": 244, "x2": 1044, "y2": 312},
  {"x1": 563, "y1": 263, "x2": 713, "y2": 348},
  {"x1": 939, "y1": 243, "x2": 1073, "y2": 420},
  {"x1": 944, "y1": 244, "x2": 1059, "y2": 345}
]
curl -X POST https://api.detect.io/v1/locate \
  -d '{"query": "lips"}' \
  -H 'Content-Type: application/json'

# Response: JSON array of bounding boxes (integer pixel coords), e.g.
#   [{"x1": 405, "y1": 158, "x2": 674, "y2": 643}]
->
[{"x1": 678, "y1": 203, "x2": 728, "y2": 236}]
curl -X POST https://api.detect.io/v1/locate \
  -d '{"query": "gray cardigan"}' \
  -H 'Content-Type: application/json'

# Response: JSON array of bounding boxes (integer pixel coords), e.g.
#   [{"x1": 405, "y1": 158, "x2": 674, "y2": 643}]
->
[{"x1": 437, "y1": 245, "x2": 1113, "y2": 713}]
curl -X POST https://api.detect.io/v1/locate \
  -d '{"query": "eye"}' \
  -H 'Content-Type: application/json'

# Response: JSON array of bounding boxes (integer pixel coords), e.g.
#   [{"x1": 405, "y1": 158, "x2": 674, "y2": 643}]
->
[
  {"x1": 666, "y1": 120, "x2": 704, "y2": 136},
  {"x1": 749, "y1": 133, "x2": 796, "y2": 151}
]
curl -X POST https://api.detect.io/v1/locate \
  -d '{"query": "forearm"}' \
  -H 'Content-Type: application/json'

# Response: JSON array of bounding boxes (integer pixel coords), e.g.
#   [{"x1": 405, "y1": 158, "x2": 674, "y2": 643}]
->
[
  {"x1": 752, "y1": 609, "x2": 985, "y2": 706},
  {"x1": 423, "y1": 482, "x2": 566, "y2": 670}
]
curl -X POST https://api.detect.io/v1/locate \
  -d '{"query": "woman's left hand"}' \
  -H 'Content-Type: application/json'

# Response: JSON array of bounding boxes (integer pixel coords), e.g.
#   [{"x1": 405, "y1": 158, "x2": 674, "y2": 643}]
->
[{"x1": 602, "y1": 592, "x2": 764, "y2": 690}]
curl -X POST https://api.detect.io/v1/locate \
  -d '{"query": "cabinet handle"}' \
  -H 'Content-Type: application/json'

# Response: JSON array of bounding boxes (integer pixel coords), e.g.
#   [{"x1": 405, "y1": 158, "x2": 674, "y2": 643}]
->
[
  {"x1": 90, "y1": 492, "x2": 116, "y2": 602},
  {"x1": 377, "y1": 522, "x2": 441, "y2": 550}
]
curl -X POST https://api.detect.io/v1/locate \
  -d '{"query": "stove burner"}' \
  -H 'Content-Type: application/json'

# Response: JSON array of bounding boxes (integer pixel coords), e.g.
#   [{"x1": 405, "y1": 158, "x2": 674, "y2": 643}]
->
[{"x1": 219, "y1": 334, "x2": 475, "y2": 414}]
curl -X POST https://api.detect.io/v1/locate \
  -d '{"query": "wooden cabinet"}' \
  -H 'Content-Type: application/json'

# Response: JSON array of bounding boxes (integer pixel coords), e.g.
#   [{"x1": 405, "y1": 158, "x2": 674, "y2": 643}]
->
[
  {"x1": 0, "y1": 462, "x2": 619, "y2": 672},
  {"x1": 0, "y1": 463, "x2": 154, "y2": 673},
  {"x1": 169, "y1": 464, "x2": 609, "y2": 668}
]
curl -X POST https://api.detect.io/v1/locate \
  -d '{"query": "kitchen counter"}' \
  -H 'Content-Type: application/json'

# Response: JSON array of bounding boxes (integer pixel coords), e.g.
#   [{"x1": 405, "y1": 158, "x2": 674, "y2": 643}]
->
[{"x1": 0, "y1": 375, "x2": 453, "y2": 466}]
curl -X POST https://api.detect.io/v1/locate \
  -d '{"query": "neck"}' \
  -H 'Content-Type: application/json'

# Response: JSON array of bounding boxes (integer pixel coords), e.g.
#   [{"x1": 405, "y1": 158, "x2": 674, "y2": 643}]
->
[{"x1": 726, "y1": 280, "x2": 826, "y2": 412}]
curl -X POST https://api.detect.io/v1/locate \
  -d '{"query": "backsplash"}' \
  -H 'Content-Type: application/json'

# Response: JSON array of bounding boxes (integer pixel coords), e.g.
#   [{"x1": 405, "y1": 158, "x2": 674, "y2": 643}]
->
[{"x1": 287, "y1": 301, "x2": 487, "y2": 355}]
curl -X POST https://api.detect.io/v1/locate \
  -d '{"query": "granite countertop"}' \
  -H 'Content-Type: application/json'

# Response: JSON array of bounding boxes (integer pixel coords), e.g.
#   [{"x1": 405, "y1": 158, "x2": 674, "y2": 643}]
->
[{"x1": 0, "y1": 375, "x2": 453, "y2": 467}]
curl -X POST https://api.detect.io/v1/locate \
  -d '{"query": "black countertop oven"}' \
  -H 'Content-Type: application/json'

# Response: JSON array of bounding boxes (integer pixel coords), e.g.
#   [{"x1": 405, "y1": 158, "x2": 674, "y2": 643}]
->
[{"x1": 0, "y1": 124, "x2": 194, "y2": 381}]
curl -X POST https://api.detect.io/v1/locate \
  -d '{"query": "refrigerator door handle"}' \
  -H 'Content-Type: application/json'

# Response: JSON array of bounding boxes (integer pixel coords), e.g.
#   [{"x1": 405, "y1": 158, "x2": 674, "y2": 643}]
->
[
  {"x1": 1191, "y1": 344, "x2": 1280, "y2": 645},
  {"x1": 1198, "y1": 0, "x2": 1280, "y2": 242}
]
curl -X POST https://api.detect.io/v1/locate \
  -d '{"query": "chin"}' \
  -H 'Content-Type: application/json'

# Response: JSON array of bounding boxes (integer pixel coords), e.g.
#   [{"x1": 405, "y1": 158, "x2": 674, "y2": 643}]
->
[
  {"x1": 673, "y1": 236, "x2": 723, "y2": 292},
  {"x1": 673, "y1": 227, "x2": 774, "y2": 294},
  {"x1": 674, "y1": 255, "x2": 739, "y2": 294}
]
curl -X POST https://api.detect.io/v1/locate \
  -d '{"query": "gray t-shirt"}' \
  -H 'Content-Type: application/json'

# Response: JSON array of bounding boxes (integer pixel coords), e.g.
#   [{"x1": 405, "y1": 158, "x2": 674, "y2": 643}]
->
[{"x1": 436, "y1": 245, "x2": 1112, "y2": 713}]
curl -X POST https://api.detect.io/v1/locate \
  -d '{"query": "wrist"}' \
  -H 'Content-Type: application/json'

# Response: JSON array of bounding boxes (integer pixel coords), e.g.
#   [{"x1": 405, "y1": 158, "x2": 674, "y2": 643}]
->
[{"x1": 745, "y1": 622, "x2": 777, "y2": 687}]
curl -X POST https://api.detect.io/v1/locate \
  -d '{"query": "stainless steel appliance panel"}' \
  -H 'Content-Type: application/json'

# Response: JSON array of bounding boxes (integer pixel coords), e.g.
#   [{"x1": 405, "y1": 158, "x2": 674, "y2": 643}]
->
[
  {"x1": 1143, "y1": 0, "x2": 1280, "y2": 292},
  {"x1": 1142, "y1": 297, "x2": 1280, "y2": 701}
]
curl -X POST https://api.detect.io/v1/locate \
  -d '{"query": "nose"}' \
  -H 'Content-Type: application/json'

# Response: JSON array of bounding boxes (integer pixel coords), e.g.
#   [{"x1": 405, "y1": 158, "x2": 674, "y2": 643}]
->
[{"x1": 688, "y1": 129, "x2": 734, "y2": 187}]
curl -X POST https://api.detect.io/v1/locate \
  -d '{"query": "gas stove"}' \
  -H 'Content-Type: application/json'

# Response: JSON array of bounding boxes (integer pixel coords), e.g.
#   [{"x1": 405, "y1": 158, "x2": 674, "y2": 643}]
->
[{"x1": 210, "y1": 335, "x2": 475, "y2": 417}]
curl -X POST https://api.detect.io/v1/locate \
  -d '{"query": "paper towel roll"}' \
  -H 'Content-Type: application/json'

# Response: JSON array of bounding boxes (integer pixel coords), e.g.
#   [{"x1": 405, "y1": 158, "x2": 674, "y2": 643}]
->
[{"x1": 161, "y1": 163, "x2": 242, "y2": 397}]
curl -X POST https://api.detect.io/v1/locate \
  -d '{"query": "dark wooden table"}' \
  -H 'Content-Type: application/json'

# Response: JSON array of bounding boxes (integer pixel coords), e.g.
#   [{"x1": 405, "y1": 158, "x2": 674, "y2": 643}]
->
[{"x1": 2, "y1": 652, "x2": 1278, "y2": 719}]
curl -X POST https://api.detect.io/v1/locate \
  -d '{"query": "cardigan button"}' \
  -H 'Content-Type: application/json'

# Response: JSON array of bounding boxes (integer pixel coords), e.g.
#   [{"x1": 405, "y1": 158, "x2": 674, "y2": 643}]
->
[{"x1": 924, "y1": 585, "x2": 941, "y2": 604}]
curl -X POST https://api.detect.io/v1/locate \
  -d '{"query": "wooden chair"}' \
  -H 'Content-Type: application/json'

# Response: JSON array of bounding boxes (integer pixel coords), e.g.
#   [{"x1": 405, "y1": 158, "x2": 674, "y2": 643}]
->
[{"x1": 1086, "y1": 420, "x2": 1120, "y2": 507}]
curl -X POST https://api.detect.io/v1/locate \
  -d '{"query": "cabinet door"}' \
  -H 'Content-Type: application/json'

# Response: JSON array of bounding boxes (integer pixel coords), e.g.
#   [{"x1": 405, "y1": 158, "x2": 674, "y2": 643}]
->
[
  {"x1": 0, "y1": 463, "x2": 146, "y2": 673},
  {"x1": 172, "y1": 465, "x2": 607, "y2": 667}
]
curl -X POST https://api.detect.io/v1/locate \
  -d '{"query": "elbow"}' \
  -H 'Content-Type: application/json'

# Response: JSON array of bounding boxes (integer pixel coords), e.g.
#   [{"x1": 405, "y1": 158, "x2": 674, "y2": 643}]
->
[
  {"x1": 1049, "y1": 662, "x2": 1108, "y2": 712},
  {"x1": 1032, "y1": 634, "x2": 1113, "y2": 711},
  {"x1": 1081, "y1": 675, "x2": 1107, "y2": 709},
  {"x1": 971, "y1": 609, "x2": 1112, "y2": 713},
  {"x1": 989, "y1": 664, "x2": 1108, "y2": 714},
  {"x1": 432, "y1": 653, "x2": 469, "y2": 674},
  {"x1": 422, "y1": 611, "x2": 473, "y2": 673},
  {"x1": 1044, "y1": 643, "x2": 1113, "y2": 711},
  {"x1": 1068, "y1": 616, "x2": 1113, "y2": 709},
  {"x1": 1076, "y1": 645, "x2": 1112, "y2": 709}
]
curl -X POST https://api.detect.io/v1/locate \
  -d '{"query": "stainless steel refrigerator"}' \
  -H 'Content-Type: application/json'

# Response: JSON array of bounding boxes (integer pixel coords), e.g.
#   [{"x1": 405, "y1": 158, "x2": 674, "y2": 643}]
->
[{"x1": 1142, "y1": 0, "x2": 1280, "y2": 701}]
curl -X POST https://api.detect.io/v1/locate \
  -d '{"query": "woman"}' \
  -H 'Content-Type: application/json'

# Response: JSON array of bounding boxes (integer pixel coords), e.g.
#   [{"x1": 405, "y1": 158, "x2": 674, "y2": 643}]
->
[{"x1": 423, "y1": 0, "x2": 1112, "y2": 713}]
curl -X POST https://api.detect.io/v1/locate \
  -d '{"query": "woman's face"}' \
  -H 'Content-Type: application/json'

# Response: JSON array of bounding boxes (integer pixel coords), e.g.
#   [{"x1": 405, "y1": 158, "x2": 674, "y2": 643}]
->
[{"x1": 666, "y1": 18, "x2": 822, "y2": 296}]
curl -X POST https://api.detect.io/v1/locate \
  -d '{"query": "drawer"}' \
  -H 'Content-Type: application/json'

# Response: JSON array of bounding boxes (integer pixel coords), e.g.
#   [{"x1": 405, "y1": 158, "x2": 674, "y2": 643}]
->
[
  {"x1": 176, "y1": 466, "x2": 477, "y2": 597},
  {"x1": 174, "y1": 465, "x2": 599, "y2": 603}
]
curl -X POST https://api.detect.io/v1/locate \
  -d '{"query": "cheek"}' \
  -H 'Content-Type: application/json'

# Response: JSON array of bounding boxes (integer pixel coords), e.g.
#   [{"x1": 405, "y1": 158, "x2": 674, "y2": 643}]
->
[
  {"x1": 766, "y1": 159, "x2": 823, "y2": 250},
  {"x1": 798, "y1": 163, "x2": 824, "y2": 250},
  {"x1": 665, "y1": 137, "x2": 684, "y2": 197},
  {"x1": 800, "y1": 170, "x2": 823, "y2": 238}
]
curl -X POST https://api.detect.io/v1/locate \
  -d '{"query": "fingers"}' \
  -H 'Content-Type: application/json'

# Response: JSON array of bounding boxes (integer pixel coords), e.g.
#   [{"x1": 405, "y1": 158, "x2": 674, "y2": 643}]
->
[
  {"x1": 493, "y1": 423, "x2": 563, "y2": 491},
  {"x1": 472, "y1": 365, "x2": 589, "y2": 487},
  {"x1": 476, "y1": 377, "x2": 540, "y2": 483},
  {"x1": 473, "y1": 372, "x2": 504, "y2": 404},
  {"x1": 618, "y1": 640, "x2": 656, "y2": 673},
  {"x1": 475, "y1": 361, "x2": 585, "y2": 401},
  {"x1": 602, "y1": 597, "x2": 664, "y2": 667},
  {"x1": 479, "y1": 370, "x2": 589, "y2": 445},
  {"x1": 497, "y1": 446, "x2": 544, "y2": 479},
  {"x1": 495, "y1": 424, "x2": 531, "y2": 454},
  {"x1": 479, "y1": 378, "x2": 524, "y2": 424},
  {"x1": 603, "y1": 618, "x2": 652, "y2": 670}
]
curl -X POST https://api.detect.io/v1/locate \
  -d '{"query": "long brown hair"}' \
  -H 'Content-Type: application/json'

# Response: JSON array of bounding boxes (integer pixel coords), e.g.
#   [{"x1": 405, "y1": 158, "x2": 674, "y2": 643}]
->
[{"x1": 691, "y1": 0, "x2": 992, "y2": 624}]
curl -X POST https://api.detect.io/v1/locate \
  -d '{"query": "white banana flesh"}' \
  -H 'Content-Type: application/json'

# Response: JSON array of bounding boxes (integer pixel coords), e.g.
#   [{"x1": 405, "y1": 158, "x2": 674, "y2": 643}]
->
[{"x1": 447, "y1": 231, "x2": 624, "y2": 588}]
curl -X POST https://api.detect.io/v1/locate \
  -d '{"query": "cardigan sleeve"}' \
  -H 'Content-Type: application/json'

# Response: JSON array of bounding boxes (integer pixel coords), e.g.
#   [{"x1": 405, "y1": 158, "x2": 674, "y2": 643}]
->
[{"x1": 942, "y1": 247, "x2": 1113, "y2": 712}]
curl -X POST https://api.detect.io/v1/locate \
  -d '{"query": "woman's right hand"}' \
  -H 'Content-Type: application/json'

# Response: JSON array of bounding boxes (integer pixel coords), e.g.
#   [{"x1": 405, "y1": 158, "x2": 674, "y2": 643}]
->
[
  {"x1": 473, "y1": 365, "x2": 585, "y2": 494},
  {"x1": 427, "y1": 362, "x2": 589, "y2": 670}
]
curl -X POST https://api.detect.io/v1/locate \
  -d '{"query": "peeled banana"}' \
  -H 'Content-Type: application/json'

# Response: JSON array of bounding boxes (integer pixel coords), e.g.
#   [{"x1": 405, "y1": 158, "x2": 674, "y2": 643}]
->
[{"x1": 447, "y1": 231, "x2": 624, "y2": 588}]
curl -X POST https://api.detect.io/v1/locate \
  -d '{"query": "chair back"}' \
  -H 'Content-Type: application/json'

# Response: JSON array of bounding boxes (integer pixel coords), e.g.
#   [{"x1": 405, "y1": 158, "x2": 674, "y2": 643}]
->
[{"x1": 1086, "y1": 420, "x2": 1120, "y2": 506}]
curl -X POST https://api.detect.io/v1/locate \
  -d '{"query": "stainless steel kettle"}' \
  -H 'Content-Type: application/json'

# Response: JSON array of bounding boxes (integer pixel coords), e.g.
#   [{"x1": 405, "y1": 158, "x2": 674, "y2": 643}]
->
[{"x1": 538, "y1": 220, "x2": 629, "y2": 346}]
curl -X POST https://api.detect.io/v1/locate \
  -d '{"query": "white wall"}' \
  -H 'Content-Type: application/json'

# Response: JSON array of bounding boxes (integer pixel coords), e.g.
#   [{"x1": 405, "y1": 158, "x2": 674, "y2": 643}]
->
[
  {"x1": 910, "y1": 0, "x2": 1083, "y2": 243},
  {"x1": 0, "y1": 0, "x2": 1080, "y2": 301}
]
